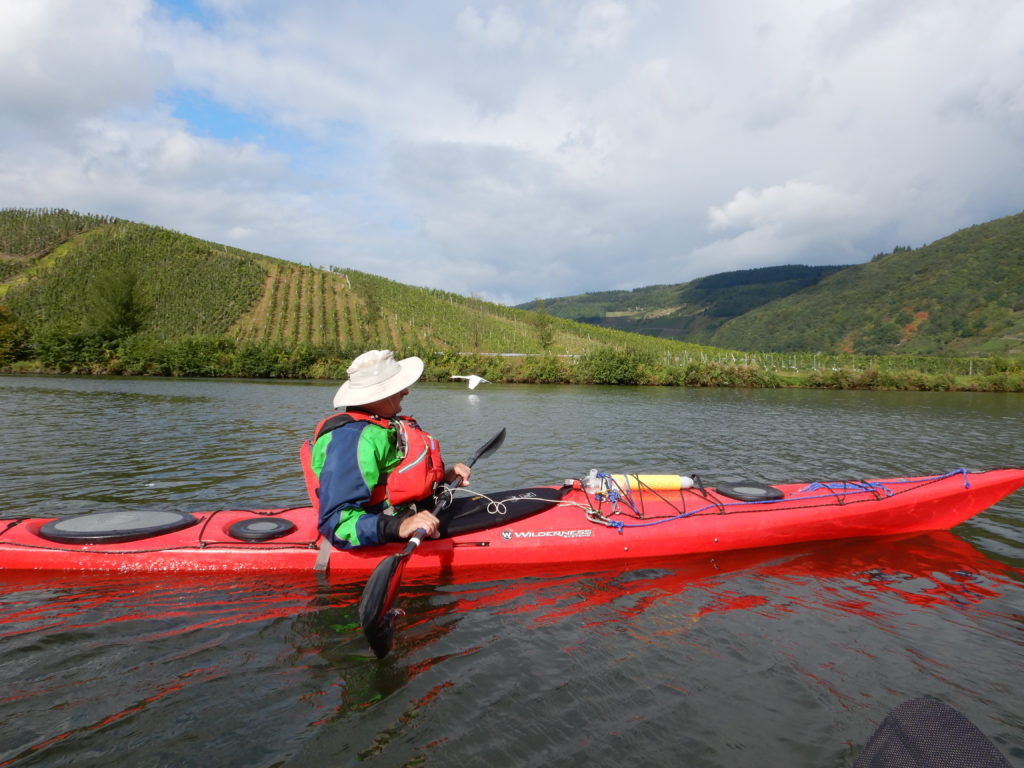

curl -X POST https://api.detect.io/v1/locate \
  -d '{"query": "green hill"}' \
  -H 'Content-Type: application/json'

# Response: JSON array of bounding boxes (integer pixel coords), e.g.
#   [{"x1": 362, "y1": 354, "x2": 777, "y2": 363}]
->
[
  {"x1": 0, "y1": 208, "x2": 720, "y2": 378},
  {"x1": 519, "y1": 265, "x2": 846, "y2": 341},
  {"x1": 521, "y1": 212, "x2": 1024, "y2": 358},
  {"x1": 710, "y1": 213, "x2": 1024, "y2": 356},
  {"x1": 2, "y1": 208, "x2": 1020, "y2": 390}
]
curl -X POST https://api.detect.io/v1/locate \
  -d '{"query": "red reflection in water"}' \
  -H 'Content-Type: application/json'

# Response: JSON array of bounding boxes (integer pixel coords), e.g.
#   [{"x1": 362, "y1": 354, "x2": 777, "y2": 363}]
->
[
  {"x1": 0, "y1": 571, "x2": 340, "y2": 643},
  {"x1": 4, "y1": 532, "x2": 1010, "y2": 657},
  {"x1": 418, "y1": 532, "x2": 1021, "y2": 637},
  {"x1": 0, "y1": 532, "x2": 1019, "y2": 764}
]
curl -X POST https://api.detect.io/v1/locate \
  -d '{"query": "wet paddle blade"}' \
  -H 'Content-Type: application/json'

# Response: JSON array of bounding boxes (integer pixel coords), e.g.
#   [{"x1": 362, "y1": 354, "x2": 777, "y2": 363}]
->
[
  {"x1": 359, "y1": 553, "x2": 408, "y2": 659},
  {"x1": 357, "y1": 427, "x2": 507, "y2": 659}
]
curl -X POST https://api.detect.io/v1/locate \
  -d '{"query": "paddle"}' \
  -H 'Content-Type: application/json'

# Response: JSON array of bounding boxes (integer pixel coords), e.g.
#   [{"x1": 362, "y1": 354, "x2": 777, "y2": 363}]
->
[
  {"x1": 855, "y1": 696, "x2": 1011, "y2": 768},
  {"x1": 358, "y1": 427, "x2": 507, "y2": 658}
]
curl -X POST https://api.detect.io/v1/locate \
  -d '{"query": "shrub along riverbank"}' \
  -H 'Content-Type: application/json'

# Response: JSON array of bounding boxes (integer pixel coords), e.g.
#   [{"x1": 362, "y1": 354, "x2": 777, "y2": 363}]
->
[{"x1": 1, "y1": 330, "x2": 1022, "y2": 393}]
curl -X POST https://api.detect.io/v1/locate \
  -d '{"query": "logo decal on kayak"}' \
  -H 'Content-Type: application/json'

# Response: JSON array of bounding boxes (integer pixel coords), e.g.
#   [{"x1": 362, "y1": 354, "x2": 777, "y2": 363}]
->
[{"x1": 501, "y1": 529, "x2": 593, "y2": 540}]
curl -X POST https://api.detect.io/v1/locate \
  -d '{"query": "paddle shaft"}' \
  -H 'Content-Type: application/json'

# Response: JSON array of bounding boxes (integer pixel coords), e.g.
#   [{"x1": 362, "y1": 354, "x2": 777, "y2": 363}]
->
[
  {"x1": 405, "y1": 486, "x2": 460, "y2": 546},
  {"x1": 406, "y1": 427, "x2": 506, "y2": 546}
]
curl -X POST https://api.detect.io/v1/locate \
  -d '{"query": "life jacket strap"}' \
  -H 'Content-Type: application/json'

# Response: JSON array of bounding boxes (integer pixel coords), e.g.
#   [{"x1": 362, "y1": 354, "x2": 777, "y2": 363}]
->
[{"x1": 314, "y1": 536, "x2": 332, "y2": 572}]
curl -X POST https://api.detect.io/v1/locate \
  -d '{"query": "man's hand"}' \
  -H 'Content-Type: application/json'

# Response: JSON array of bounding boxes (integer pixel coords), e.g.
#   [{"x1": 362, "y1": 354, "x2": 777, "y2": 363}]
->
[
  {"x1": 398, "y1": 509, "x2": 440, "y2": 539},
  {"x1": 445, "y1": 462, "x2": 471, "y2": 487}
]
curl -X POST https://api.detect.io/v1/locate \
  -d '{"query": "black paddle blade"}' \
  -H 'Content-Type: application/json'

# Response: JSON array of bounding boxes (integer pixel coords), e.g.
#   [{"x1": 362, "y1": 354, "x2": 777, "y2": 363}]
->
[
  {"x1": 357, "y1": 427, "x2": 506, "y2": 659},
  {"x1": 358, "y1": 553, "x2": 408, "y2": 659},
  {"x1": 473, "y1": 428, "x2": 506, "y2": 464},
  {"x1": 855, "y1": 697, "x2": 1011, "y2": 768}
]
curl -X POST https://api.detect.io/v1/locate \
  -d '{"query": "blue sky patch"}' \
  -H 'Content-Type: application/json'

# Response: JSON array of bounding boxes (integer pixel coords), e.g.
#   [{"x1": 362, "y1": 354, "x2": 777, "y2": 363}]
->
[
  {"x1": 154, "y1": 0, "x2": 221, "y2": 31},
  {"x1": 171, "y1": 91, "x2": 270, "y2": 144}
]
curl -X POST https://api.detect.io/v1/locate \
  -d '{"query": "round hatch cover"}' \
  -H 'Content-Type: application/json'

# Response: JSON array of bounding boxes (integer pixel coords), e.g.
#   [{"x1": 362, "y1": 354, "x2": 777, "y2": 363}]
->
[
  {"x1": 228, "y1": 517, "x2": 297, "y2": 542},
  {"x1": 714, "y1": 482, "x2": 785, "y2": 502},
  {"x1": 39, "y1": 510, "x2": 199, "y2": 544}
]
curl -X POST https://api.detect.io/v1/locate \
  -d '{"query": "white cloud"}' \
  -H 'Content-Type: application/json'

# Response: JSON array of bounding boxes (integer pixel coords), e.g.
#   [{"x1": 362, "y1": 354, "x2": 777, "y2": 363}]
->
[
  {"x1": 695, "y1": 181, "x2": 875, "y2": 271},
  {"x1": 456, "y1": 6, "x2": 523, "y2": 48},
  {"x1": 0, "y1": 0, "x2": 169, "y2": 131},
  {"x1": 570, "y1": 0, "x2": 633, "y2": 53},
  {"x1": 1, "y1": 0, "x2": 1022, "y2": 305},
  {"x1": 708, "y1": 182, "x2": 864, "y2": 235}
]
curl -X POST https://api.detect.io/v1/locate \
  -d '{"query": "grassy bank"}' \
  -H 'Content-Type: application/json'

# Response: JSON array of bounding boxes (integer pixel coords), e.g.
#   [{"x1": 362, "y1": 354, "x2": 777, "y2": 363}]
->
[{"x1": 3, "y1": 336, "x2": 1022, "y2": 393}]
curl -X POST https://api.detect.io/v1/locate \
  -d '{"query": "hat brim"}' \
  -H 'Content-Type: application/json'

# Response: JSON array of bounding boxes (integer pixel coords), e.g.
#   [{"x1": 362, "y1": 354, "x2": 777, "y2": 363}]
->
[{"x1": 333, "y1": 356, "x2": 424, "y2": 408}]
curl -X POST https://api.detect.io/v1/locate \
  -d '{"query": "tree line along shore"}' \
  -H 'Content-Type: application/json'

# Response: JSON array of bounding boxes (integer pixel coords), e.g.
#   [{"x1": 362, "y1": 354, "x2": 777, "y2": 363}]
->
[{"x1": 2, "y1": 333, "x2": 1022, "y2": 392}]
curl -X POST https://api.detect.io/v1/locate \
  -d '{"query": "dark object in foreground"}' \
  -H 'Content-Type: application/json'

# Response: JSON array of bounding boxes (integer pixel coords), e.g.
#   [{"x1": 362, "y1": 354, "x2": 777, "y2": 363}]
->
[{"x1": 856, "y1": 697, "x2": 1011, "y2": 768}]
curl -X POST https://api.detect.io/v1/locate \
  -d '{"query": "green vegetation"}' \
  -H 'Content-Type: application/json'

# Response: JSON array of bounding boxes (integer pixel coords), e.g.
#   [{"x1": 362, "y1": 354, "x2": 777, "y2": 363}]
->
[
  {"x1": 711, "y1": 216, "x2": 1024, "y2": 357},
  {"x1": 0, "y1": 208, "x2": 116, "y2": 257},
  {"x1": 0, "y1": 207, "x2": 718, "y2": 378},
  {"x1": 522, "y1": 213, "x2": 1024, "y2": 359},
  {"x1": 0, "y1": 207, "x2": 1021, "y2": 392},
  {"x1": 518, "y1": 265, "x2": 846, "y2": 341},
  {"x1": 4, "y1": 221, "x2": 266, "y2": 338},
  {"x1": 0, "y1": 208, "x2": 118, "y2": 283}
]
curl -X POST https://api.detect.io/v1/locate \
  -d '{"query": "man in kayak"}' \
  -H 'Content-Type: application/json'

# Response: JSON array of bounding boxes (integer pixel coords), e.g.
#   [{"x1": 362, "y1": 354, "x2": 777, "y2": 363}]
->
[{"x1": 304, "y1": 349, "x2": 471, "y2": 549}]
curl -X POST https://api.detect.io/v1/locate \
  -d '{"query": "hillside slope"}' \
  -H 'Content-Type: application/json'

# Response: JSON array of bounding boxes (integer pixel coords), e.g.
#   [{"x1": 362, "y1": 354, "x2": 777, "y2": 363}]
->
[
  {"x1": 0, "y1": 208, "x2": 710, "y2": 359},
  {"x1": 5, "y1": 207, "x2": 1020, "y2": 373},
  {"x1": 520, "y1": 265, "x2": 846, "y2": 341},
  {"x1": 710, "y1": 213, "x2": 1024, "y2": 356},
  {"x1": 519, "y1": 211, "x2": 1024, "y2": 357}
]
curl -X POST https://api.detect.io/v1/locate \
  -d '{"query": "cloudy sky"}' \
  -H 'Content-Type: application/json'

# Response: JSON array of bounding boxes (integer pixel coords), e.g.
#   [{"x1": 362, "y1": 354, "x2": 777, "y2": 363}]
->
[{"x1": 2, "y1": 0, "x2": 1022, "y2": 305}]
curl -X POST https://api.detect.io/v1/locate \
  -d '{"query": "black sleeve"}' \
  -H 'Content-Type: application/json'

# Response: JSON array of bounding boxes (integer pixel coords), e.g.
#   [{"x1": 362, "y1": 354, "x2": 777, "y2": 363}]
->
[{"x1": 377, "y1": 511, "x2": 405, "y2": 543}]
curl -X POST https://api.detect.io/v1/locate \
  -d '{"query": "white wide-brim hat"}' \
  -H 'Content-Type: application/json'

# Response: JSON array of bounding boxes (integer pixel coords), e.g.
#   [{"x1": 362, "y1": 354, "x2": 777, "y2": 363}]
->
[{"x1": 333, "y1": 350, "x2": 424, "y2": 408}]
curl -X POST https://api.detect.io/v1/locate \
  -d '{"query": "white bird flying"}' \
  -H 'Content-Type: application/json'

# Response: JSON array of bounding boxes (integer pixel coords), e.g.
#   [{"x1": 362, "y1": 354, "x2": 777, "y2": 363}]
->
[{"x1": 450, "y1": 374, "x2": 491, "y2": 390}]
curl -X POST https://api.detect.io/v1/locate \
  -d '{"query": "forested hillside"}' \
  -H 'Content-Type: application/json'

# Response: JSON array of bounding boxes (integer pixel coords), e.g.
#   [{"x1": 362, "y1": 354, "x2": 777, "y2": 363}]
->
[
  {"x1": 521, "y1": 211, "x2": 1024, "y2": 358},
  {"x1": 0, "y1": 209, "x2": 718, "y2": 356},
  {"x1": 710, "y1": 213, "x2": 1024, "y2": 356},
  {"x1": 520, "y1": 265, "x2": 845, "y2": 341}
]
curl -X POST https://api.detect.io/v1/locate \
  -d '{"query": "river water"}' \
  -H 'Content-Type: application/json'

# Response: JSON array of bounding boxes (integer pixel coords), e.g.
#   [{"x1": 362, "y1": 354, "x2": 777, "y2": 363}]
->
[{"x1": 1, "y1": 375, "x2": 1022, "y2": 767}]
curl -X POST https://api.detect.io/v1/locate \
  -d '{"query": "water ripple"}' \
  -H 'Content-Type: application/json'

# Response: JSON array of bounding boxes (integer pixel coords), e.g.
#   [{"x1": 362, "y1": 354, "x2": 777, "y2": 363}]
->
[{"x1": 2, "y1": 376, "x2": 1023, "y2": 767}]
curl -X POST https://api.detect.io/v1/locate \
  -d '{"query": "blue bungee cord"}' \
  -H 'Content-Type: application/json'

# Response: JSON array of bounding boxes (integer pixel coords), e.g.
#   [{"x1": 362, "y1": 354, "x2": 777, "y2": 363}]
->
[{"x1": 582, "y1": 468, "x2": 971, "y2": 533}]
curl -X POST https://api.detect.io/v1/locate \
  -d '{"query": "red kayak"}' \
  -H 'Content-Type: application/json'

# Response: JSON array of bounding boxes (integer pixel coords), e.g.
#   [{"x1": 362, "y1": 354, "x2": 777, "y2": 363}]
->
[{"x1": 1, "y1": 468, "x2": 1022, "y2": 575}]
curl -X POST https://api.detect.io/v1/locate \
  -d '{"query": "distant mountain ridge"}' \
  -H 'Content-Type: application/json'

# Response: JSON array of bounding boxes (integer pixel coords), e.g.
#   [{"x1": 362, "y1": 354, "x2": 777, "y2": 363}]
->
[
  {"x1": 519, "y1": 211, "x2": 1024, "y2": 357},
  {"x1": 519, "y1": 264, "x2": 847, "y2": 342}
]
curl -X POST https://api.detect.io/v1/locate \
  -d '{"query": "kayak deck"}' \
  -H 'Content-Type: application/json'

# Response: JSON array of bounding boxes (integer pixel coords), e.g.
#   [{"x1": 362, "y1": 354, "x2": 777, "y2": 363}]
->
[{"x1": 1, "y1": 468, "x2": 1023, "y2": 574}]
